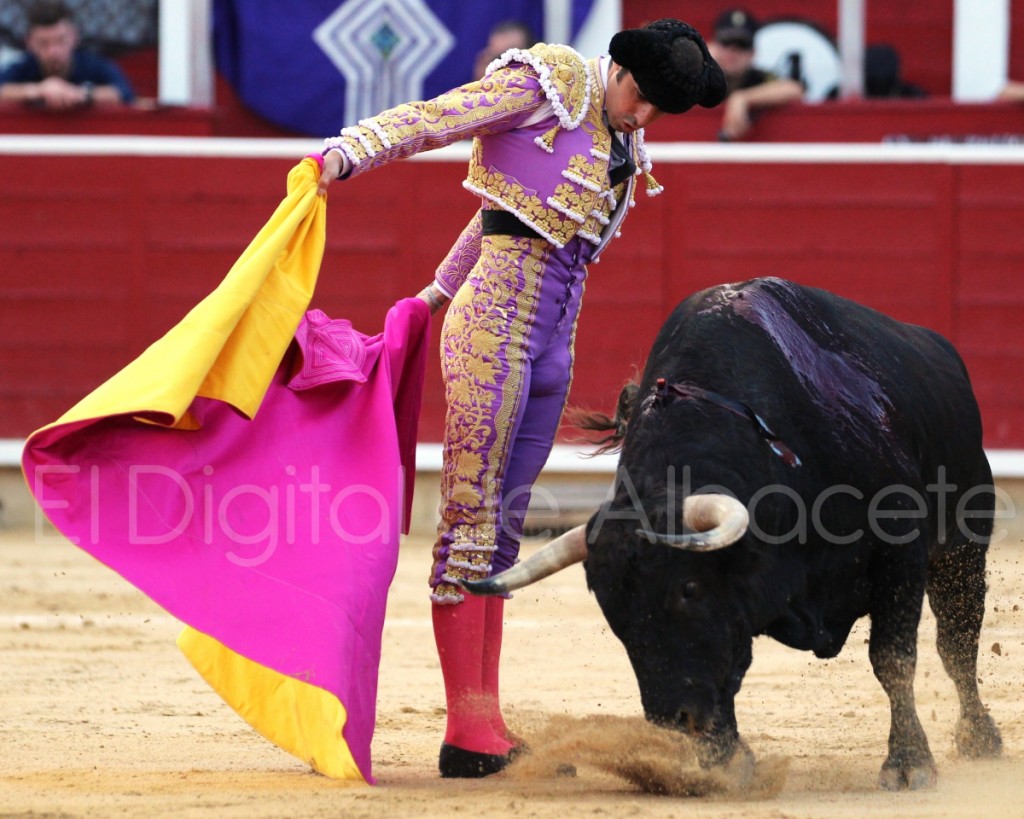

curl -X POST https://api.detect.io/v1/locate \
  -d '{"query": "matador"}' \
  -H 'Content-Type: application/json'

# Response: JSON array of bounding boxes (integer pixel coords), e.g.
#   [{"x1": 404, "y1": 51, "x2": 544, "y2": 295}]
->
[{"x1": 318, "y1": 18, "x2": 727, "y2": 778}]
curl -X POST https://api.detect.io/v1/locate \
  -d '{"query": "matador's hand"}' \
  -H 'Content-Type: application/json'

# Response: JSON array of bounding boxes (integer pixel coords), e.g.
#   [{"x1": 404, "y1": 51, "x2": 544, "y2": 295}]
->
[
  {"x1": 317, "y1": 150, "x2": 344, "y2": 196},
  {"x1": 417, "y1": 282, "x2": 450, "y2": 315}
]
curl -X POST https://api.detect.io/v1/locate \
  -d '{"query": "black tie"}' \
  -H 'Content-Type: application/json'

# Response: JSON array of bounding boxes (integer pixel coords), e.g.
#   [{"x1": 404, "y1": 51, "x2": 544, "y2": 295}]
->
[{"x1": 607, "y1": 127, "x2": 636, "y2": 188}]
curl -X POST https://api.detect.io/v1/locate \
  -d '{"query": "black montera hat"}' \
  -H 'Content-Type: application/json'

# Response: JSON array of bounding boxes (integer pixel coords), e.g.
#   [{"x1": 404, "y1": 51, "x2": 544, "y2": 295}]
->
[{"x1": 608, "y1": 18, "x2": 727, "y2": 114}]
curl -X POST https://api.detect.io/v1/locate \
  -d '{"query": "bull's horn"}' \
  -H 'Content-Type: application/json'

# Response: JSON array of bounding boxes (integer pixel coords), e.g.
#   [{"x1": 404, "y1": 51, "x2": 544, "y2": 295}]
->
[
  {"x1": 637, "y1": 494, "x2": 749, "y2": 552},
  {"x1": 460, "y1": 524, "x2": 588, "y2": 596}
]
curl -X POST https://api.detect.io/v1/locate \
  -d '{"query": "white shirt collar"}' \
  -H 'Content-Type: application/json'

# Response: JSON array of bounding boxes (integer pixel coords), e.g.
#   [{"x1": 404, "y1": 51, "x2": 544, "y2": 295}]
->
[{"x1": 600, "y1": 54, "x2": 628, "y2": 143}]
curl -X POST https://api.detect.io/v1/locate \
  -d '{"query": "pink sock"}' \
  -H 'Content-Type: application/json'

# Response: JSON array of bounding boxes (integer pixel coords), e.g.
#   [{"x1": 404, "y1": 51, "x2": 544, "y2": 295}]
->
[
  {"x1": 433, "y1": 596, "x2": 513, "y2": 755},
  {"x1": 482, "y1": 596, "x2": 518, "y2": 743}
]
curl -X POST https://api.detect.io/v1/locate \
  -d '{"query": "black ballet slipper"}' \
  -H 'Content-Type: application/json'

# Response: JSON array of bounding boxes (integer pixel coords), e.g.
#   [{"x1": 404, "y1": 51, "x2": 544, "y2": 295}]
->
[
  {"x1": 438, "y1": 742, "x2": 510, "y2": 778},
  {"x1": 507, "y1": 741, "x2": 530, "y2": 761}
]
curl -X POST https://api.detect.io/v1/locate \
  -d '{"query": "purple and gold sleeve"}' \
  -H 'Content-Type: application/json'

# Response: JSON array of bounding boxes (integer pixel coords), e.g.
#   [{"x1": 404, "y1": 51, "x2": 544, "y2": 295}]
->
[{"x1": 323, "y1": 66, "x2": 546, "y2": 178}]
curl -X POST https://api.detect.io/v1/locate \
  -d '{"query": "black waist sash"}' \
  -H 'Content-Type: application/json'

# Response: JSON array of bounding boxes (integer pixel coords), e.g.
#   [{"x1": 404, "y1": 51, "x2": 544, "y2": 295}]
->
[{"x1": 480, "y1": 209, "x2": 543, "y2": 240}]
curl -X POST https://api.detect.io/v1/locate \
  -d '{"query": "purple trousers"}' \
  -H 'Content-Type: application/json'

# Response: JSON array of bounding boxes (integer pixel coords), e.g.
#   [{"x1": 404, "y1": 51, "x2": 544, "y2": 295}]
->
[{"x1": 430, "y1": 225, "x2": 593, "y2": 603}]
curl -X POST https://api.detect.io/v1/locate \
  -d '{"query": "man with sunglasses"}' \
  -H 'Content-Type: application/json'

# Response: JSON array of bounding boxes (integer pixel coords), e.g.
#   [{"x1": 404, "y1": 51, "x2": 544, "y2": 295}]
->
[{"x1": 708, "y1": 8, "x2": 803, "y2": 140}]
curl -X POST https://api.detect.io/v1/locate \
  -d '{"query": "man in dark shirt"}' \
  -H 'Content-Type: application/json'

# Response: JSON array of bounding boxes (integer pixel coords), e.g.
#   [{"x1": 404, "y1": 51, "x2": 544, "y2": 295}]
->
[
  {"x1": 864, "y1": 44, "x2": 927, "y2": 99},
  {"x1": 707, "y1": 8, "x2": 802, "y2": 140},
  {"x1": 0, "y1": 0, "x2": 135, "y2": 109}
]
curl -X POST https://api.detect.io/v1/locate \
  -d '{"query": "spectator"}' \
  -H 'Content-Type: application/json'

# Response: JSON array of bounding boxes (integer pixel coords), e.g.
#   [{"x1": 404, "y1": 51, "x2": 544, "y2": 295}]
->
[
  {"x1": 0, "y1": 0, "x2": 135, "y2": 109},
  {"x1": 707, "y1": 7, "x2": 803, "y2": 140},
  {"x1": 472, "y1": 19, "x2": 536, "y2": 81},
  {"x1": 863, "y1": 44, "x2": 927, "y2": 99}
]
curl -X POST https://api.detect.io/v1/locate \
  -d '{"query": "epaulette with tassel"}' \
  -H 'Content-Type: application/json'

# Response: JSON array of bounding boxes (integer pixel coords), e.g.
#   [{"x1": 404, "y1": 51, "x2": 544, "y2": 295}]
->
[
  {"x1": 634, "y1": 129, "x2": 663, "y2": 196},
  {"x1": 484, "y1": 44, "x2": 594, "y2": 155}
]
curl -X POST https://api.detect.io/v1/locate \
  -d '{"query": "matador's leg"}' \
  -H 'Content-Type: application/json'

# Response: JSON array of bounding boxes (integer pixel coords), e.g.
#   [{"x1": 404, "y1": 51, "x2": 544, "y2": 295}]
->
[{"x1": 430, "y1": 233, "x2": 556, "y2": 603}]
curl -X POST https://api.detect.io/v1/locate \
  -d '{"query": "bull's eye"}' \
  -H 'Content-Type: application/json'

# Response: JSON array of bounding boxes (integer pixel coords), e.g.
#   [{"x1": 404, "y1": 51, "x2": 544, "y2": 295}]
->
[{"x1": 666, "y1": 580, "x2": 701, "y2": 614}]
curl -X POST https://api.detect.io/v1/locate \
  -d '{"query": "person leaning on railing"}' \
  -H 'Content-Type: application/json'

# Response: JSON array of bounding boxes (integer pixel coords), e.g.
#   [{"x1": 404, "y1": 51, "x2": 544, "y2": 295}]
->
[
  {"x1": 707, "y1": 7, "x2": 804, "y2": 140},
  {"x1": 0, "y1": 0, "x2": 135, "y2": 110}
]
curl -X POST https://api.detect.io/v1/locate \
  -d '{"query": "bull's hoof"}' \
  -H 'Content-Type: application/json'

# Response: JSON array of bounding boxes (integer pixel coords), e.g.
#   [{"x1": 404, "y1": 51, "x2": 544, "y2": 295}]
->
[
  {"x1": 695, "y1": 735, "x2": 755, "y2": 790},
  {"x1": 722, "y1": 738, "x2": 756, "y2": 789},
  {"x1": 694, "y1": 732, "x2": 739, "y2": 770},
  {"x1": 955, "y1": 713, "x2": 1003, "y2": 758},
  {"x1": 877, "y1": 759, "x2": 937, "y2": 791}
]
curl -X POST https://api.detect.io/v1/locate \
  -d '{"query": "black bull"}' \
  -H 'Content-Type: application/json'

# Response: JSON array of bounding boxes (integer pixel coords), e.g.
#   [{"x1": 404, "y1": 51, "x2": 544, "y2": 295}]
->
[{"x1": 464, "y1": 277, "x2": 1002, "y2": 790}]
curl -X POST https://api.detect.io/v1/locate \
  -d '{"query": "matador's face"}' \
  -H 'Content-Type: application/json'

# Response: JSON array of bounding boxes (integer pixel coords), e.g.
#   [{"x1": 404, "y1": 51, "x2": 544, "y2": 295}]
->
[{"x1": 605, "y1": 62, "x2": 666, "y2": 134}]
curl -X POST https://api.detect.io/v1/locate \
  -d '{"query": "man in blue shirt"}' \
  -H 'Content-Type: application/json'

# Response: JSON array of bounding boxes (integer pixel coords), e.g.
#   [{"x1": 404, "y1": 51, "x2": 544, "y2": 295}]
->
[{"x1": 0, "y1": 0, "x2": 135, "y2": 109}]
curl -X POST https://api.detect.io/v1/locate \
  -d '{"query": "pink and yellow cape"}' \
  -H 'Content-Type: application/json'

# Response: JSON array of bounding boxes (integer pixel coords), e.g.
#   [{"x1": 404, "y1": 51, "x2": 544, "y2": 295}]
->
[{"x1": 22, "y1": 158, "x2": 430, "y2": 784}]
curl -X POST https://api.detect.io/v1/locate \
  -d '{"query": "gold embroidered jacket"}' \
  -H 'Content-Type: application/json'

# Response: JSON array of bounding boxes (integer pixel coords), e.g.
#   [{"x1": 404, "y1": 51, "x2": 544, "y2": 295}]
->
[{"x1": 323, "y1": 44, "x2": 663, "y2": 251}]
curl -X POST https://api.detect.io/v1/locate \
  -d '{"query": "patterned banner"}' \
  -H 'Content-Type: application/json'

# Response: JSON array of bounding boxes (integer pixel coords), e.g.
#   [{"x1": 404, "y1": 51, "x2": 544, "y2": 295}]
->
[{"x1": 214, "y1": 0, "x2": 597, "y2": 137}]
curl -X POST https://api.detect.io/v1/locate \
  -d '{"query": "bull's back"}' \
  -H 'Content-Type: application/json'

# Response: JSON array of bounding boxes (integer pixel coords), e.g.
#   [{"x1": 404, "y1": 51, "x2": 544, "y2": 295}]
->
[{"x1": 644, "y1": 278, "x2": 987, "y2": 485}]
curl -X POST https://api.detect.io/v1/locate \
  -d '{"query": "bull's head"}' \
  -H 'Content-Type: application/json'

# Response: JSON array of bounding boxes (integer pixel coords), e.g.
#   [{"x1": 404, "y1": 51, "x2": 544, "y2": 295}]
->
[{"x1": 461, "y1": 493, "x2": 753, "y2": 768}]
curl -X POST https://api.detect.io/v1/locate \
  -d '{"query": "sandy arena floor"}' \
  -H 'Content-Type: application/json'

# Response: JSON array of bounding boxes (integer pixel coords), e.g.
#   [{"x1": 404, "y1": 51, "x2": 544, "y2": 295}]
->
[{"x1": 2, "y1": 519, "x2": 1022, "y2": 818}]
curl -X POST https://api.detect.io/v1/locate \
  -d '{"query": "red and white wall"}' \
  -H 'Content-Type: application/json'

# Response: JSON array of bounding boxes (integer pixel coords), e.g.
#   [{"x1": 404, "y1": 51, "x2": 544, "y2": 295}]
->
[
  {"x1": 1, "y1": 138, "x2": 1022, "y2": 454},
  {"x1": 2, "y1": 0, "x2": 1024, "y2": 475}
]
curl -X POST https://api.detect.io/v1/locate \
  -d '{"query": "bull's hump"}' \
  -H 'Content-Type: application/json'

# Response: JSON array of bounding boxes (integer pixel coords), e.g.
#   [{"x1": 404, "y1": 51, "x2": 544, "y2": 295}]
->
[{"x1": 702, "y1": 278, "x2": 894, "y2": 449}]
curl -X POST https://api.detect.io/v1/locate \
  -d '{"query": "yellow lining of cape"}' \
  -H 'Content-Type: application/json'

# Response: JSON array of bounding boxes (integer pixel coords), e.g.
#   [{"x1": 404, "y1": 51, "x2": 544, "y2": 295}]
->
[
  {"x1": 177, "y1": 627, "x2": 366, "y2": 783},
  {"x1": 156, "y1": 160, "x2": 364, "y2": 780},
  {"x1": 30, "y1": 158, "x2": 326, "y2": 434},
  {"x1": 26, "y1": 158, "x2": 368, "y2": 780}
]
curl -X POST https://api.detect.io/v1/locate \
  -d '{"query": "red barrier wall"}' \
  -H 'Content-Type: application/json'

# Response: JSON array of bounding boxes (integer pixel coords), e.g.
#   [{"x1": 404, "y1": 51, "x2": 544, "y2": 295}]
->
[
  {"x1": 2, "y1": 143, "x2": 1024, "y2": 444},
  {"x1": 1, "y1": 144, "x2": 1021, "y2": 448}
]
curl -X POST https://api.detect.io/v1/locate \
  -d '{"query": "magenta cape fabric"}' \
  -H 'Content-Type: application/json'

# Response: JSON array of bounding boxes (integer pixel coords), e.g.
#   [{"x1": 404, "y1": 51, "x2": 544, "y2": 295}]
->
[{"x1": 23, "y1": 299, "x2": 431, "y2": 781}]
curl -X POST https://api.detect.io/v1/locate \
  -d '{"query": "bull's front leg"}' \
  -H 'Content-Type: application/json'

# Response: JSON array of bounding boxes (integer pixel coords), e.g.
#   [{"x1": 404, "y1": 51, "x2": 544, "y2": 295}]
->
[{"x1": 868, "y1": 550, "x2": 936, "y2": 790}]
